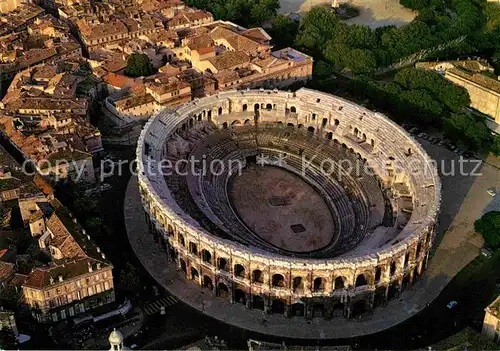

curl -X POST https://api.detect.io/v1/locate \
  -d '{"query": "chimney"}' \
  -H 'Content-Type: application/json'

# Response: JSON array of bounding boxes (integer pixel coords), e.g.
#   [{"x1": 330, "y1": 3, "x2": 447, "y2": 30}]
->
[{"x1": 58, "y1": 275, "x2": 63, "y2": 282}]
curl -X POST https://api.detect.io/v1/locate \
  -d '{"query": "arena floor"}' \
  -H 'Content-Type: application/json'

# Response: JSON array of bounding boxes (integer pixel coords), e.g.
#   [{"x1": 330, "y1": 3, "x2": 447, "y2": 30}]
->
[{"x1": 229, "y1": 165, "x2": 335, "y2": 253}]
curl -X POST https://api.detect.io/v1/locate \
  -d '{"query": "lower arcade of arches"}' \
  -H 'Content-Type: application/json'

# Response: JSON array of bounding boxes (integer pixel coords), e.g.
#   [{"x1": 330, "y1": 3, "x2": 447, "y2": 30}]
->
[{"x1": 146, "y1": 217, "x2": 428, "y2": 320}]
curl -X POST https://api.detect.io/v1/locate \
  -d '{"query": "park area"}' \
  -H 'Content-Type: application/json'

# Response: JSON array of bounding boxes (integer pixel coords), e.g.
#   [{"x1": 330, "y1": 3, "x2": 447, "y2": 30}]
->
[{"x1": 278, "y1": 0, "x2": 415, "y2": 28}]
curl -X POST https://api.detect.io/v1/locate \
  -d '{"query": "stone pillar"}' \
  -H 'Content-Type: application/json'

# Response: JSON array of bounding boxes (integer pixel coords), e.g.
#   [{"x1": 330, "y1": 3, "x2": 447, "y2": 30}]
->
[
  {"x1": 246, "y1": 293, "x2": 252, "y2": 309},
  {"x1": 284, "y1": 303, "x2": 291, "y2": 318},
  {"x1": 263, "y1": 296, "x2": 270, "y2": 314}
]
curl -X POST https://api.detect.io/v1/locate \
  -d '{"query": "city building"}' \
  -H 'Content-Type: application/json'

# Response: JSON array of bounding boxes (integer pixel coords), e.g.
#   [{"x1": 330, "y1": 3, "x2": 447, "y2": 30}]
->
[
  {"x1": 482, "y1": 295, "x2": 500, "y2": 343},
  {"x1": 416, "y1": 60, "x2": 500, "y2": 134},
  {"x1": 20, "y1": 194, "x2": 114, "y2": 322}
]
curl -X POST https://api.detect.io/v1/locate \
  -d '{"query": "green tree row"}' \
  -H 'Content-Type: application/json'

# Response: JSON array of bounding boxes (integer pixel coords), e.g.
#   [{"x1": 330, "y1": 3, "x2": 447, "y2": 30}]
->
[
  {"x1": 185, "y1": 0, "x2": 280, "y2": 27},
  {"x1": 293, "y1": 0, "x2": 484, "y2": 74}
]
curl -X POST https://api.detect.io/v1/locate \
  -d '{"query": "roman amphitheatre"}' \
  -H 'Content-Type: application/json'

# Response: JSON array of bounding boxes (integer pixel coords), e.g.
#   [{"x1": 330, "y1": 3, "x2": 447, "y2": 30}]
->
[{"x1": 136, "y1": 88, "x2": 441, "y2": 321}]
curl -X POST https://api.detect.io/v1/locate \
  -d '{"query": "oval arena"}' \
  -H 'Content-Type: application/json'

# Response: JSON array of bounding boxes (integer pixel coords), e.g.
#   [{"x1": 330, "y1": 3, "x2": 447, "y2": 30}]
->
[{"x1": 136, "y1": 88, "x2": 441, "y2": 320}]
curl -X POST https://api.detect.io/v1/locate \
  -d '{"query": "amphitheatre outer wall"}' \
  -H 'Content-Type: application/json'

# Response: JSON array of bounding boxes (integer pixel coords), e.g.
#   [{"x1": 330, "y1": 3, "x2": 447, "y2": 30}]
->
[{"x1": 136, "y1": 88, "x2": 441, "y2": 321}]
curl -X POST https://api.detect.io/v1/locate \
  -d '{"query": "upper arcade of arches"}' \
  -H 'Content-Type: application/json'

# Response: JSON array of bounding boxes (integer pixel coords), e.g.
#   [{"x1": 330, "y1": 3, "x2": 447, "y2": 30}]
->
[{"x1": 137, "y1": 88, "x2": 441, "y2": 269}]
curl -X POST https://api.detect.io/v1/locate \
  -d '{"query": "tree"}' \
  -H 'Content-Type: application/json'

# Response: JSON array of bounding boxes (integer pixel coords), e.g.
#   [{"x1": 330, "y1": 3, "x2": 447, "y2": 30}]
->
[
  {"x1": 443, "y1": 112, "x2": 492, "y2": 150},
  {"x1": 268, "y1": 15, "x2": 299, "y2": 50},
  {"x1": 491, "y1": 135, "x2": 500, "y2": 156},
  {"x1": 394, "y1": 68, "x2": 471, "y2": 112},
  {"x1": 474, "y1": 211, "x2": 500, "y2": 249},
  {"x1": 118, "y1": 263, "x2": 142, "y2": 295},
  {"x1": 295, "y1": 7, "x2": 341, "y2": 56},
  {"x1": 125, "y1": 53, "x2": 154, "y2": 78},
  {"x1": 0, "y1": 327, "x2": 17, "y2": 350}
]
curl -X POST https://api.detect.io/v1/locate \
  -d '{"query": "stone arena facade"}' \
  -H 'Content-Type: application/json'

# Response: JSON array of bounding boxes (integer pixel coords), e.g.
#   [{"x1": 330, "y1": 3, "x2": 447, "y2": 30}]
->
[{"x1": 136, "y1": 88, "x2": 441, "y2": 320}]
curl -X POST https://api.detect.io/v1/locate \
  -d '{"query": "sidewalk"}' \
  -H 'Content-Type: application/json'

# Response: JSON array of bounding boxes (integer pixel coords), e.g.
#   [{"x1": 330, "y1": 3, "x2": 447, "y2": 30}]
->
[{"x1": 124, "y1": 175, "x2": 480, "y2": 339}]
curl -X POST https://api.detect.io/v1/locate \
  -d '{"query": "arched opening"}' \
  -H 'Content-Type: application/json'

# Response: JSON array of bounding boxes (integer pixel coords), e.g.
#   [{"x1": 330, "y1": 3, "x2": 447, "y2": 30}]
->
[
  {"x1": 390, "y1": 261, "x2": 397, "y2": 277},
  {"x1": 413, "y1": 266, "x2": 420, "y2": 283},
  {"x1": 292, "y1": 277, "x2": 303, "y2": 292},
  {"x1": 416, "y1": 242, "x2": 422, "y2": 258},
  {"x1": 291, "y1": 302, "x2": 305, "y2": 317},
  {"x1": 271, "y1": 299, "x2": 285, "y2": 314},
  {"x1": 189, "y1": 118, "x2": 194, "y2": 127},
  {"x1": 253, "y1": 295, "x2": 265, "y2": 310},
  {"x1": 290, "y1": 106, "x2": 296, "y2": 113},
  {"x1": 244, "y1": 119, "x2": 251, "y2": 125},
  {"x1": 334, "y1": 119, "x2": 340, "y2": 126},
  {"x1": 272, "y1": 274, "x2": 285, "y2": 288},
  {"x1": 326, "y1": 132, "x2": 333, "y2": 140},
  {"x1": 287, "y1": 123, "x2": 294, "y2": 128},
  {"x1": 207, "y1": 110, "x2": 212, "y2": 121},
  {"x1": 387, "y1": 282, "x2": 398, "y2": 300},
  {"x1": 180, "y1": 259, "x2": 187, "y2": 273},
  {"x1": 354, "y1": 127, "x2": 359, "y2": 136},
  {"x1": 234, "y1": 289, "x2": 246, "y2": 305},
  {"x1": 334, "y1": 276, "x2": 345, "y2": 289},
  {"x1": 322, "y1": 118, "x2": 328, "y2": 127},
  {"x1": 232, "y1": 120, "x2": 240, "y2": 126},
  {"x1": 234, "y1": 264, "x2": 246, "y2": 278},
  {"x1": 355, "y1": 274, "x2": 368, "y2": 287},
  {"x1": 242, "y1": 104, "x2": 248, "y2": 111},
  {"x1": 370, "y1": 139, "x2": 375, "y2": 147},
  {"x1": 375, "y1": 267, "x2": 381, "y2": 284},
  {"x1": 217, "y1": 257, "x2": 228, "y2": 271},
  {"x1": 307, "y1": 126, "x2": 314, "y2": 135},
  {"x1": 189, "y1": 242, "x2": 198, "y2": 255},
  {"x1": 217, "y1": 282, "x2": 229, "y2": 298},
  {"x1": 190, "y1": 267, "x2": 199, "y2": 280},
  {"x1": 252, "y1": 270, "x2": 264, "y2": 284},
  {"x1": 254, "y1": 103, "x2": 260, "y2": 112},
  {"x1": 266, "y1": 103, "x2": 272, "y2": 111},
  {"x1": 362, "y1": 133, "x2": 367, "y2": 141},
  {"x1": 341, "y1": 143, "x2": 347, "y2": 149},
  {"x1": 222, "y1": 122, "x2": 228, "y2": 129},
  {"x1": 402, "y1": 274, "x2": 411, "y2": 290},
  {"x1": 203, "y1": 275, "x2": 213, "y2": 290},
  {"x1": 404, "y1": 252, "x2": 410, "y2": 268},
  {"x1": 312, "y1": 303, "x2": 325, "y2": 318},
  {"x1": 167, "y1": 225, "x2": 174, "y2": 235},
  {"x1": 313, "y1": 277, "x2": 326, "y2": 292},
  {"x1": 218, "y1": 107, "x2": 223, "y2": 115},
  {"x1": 201, "y1": 249, "x2": 211, "y2": 264},
  {"x1": 179, "y1": 234, "x2": 185, "y2": 247},
  {"x1": 329, "y1": 303, "x2": 342, "y2": 318},
  {"x1": 351, "y1": 300, "x2": 367, "y2": 318},
  {"x1": 297, "y1": 124, "x2": 303, "y2": 129}
]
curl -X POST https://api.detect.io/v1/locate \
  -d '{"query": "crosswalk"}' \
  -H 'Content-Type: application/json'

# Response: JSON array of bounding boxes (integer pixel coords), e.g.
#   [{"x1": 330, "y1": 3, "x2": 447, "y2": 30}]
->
[{"x1": 143, "y1": 296, "x2": 178, "y2": 315}]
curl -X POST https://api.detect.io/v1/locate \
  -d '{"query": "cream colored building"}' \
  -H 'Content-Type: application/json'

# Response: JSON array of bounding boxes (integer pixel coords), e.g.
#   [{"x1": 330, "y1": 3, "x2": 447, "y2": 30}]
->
[
  {"x1": 444, "y1": 68, "x2": 500, "y2": 133},
  {"x1": 482, "y1": 295, "x2": 500, "y2": 343},
  {"x1": 23, "y1": 258, "x2": 115, "y2": 323},
  {"x1": 0, "y1": 0, "x2": 20, "y2": 13}
]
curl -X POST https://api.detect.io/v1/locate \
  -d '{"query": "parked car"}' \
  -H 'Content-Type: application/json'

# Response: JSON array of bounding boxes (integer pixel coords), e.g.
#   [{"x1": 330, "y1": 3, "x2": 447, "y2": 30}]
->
[
  {"x1": 447, "y1": 301, "x2": 458, "y2": 309},
  {"x1": 481, "y1": 246, "x2": 493, "y2": 258},
  {"x1": 99, "y1": 183, "x2": 112, "y2": 192},
  {"x1": 438, "y1": 141, "x2": 445, "y2": 147},
  {"x1": 487, "y1": 189, "x2": 496, "y2": 197}
]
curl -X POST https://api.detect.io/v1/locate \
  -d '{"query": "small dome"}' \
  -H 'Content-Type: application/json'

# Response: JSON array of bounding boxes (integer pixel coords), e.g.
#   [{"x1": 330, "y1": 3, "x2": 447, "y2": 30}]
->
[{"x1": 108, "y1": 328, "x2": 124, "y2": 345}]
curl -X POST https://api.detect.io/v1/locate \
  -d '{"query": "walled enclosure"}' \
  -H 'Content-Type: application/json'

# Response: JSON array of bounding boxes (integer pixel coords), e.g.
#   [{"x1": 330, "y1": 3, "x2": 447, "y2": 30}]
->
[{"x1": 136, "y1": 88, "x2": 441, "y2": 320}]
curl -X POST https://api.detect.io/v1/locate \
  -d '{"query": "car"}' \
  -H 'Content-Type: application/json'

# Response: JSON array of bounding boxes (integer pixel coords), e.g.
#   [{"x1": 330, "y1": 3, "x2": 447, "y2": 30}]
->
[
  {"x1": 438, "y1": 141, "x2": 445, "y2": 147},
  {"x1": 487, "y1": 189, "x2": 496, "y2": 197},
  {"x1": 100, "y1": 183, "x2": 112, "y2": 192},
  {"x1": 447, "y1": 301, "x2": 458, "y2": 309},
  {"x1": 449, "y1": 145, "x2": 456, "y2": 151},
  {"x1": 481, "y1": 246, "x2": 493, "y2": 258}
]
